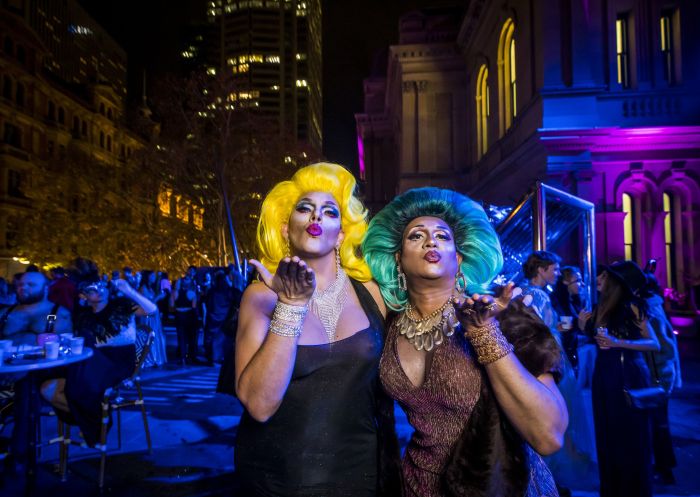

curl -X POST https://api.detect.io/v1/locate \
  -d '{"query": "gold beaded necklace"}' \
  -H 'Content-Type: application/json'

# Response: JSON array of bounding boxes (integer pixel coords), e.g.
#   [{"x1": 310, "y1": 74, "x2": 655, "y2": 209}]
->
[{"x1": 395, "y1": 296, "x2": 460, "y2": 351}]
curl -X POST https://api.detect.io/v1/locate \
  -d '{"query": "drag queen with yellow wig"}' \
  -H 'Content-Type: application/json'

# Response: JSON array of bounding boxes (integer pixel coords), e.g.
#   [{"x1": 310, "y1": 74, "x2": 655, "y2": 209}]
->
[{"x1": 234, "y1": 163, "x2": 400, "y2": 497}]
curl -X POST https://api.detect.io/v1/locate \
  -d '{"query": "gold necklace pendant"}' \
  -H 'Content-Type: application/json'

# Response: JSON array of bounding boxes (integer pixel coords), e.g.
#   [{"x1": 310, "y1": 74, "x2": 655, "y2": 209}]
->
[{"x1": 395, "y1": 297, "x2": 460, "y2": 351}]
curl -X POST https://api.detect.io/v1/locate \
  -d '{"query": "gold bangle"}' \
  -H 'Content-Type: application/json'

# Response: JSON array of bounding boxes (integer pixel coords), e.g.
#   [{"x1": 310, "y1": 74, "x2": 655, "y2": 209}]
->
[{"x1": 465, "y1": 320, "x2": 514, "y2": 365}]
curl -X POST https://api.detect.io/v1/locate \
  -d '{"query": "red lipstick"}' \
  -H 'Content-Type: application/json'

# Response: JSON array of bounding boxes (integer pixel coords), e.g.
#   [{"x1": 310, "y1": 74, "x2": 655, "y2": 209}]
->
[
  {"x1": 424, "y1": 250, "x2": 441, "y2": 263},
  {"x1": 306, "y1": 223, "x2": 323, "y2": 236}
]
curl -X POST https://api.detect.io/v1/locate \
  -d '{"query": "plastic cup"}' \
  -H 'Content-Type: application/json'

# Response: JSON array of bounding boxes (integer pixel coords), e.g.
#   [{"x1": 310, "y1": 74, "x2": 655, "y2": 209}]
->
[
  {"x1": 70, "y1": 337, "x2": 84, "y2": 355},
  {"x1": 560, "y1": 316, "x2": 573, "y2": 330},
  {"x1": 45, "y1": 341, "x2": 59, "y2": 360}
]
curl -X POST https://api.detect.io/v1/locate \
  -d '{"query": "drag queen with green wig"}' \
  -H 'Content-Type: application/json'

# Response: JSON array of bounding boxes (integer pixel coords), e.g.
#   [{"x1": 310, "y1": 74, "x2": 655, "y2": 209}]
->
[
  {"x1": 362, "y1": 187, "x2": 568, "y2": 497},
  {"x1": 234, "y1": 163, "x2": 400, "y2": 497}
]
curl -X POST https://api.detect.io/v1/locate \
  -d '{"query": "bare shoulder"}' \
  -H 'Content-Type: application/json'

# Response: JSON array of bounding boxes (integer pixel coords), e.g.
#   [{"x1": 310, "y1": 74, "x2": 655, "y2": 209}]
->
[
  {"x1": 241, "y1": 281, "x2": 277, "y2": 316},
  {"x1": 362, "y1": 280, "x2": 387, "y2": 318}
]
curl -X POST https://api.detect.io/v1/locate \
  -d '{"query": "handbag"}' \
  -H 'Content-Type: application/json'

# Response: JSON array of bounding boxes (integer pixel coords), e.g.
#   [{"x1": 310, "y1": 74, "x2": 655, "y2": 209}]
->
[{"x1": 621, "y1": 351, "x2": 668, "y2": 410}]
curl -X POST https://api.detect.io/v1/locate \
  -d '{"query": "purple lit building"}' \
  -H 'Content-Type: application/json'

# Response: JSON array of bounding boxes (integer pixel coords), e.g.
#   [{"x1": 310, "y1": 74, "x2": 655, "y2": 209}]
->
[{"x1": 356, "y1": 0, "x2": 700, "y2": 316}]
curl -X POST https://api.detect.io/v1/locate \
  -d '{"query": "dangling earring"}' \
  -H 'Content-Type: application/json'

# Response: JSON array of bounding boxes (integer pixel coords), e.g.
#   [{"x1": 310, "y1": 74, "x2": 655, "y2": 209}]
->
[
  {"x1": 284, "y1": 238, "x2": 291, "y2": 258},
  {"x1": 335, "y1": 244, "x2": 341, "y2": 273},
  {"x1": 455, "y1": 272, "x2": 467, "y2": 294},
  {"x1": 397, "y1": 263, "x2": 407, "y2": 291}
]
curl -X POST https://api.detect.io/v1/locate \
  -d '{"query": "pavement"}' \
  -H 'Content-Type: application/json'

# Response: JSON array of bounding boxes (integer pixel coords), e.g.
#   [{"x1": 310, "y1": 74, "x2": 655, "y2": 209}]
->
[{"x1": 1, "y1": 331, "x2": 699, "y2": 497}]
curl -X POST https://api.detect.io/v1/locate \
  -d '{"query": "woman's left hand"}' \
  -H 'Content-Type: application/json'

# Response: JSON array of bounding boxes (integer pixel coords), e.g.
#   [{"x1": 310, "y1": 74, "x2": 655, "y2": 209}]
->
[{"x1": 455, "y1": 282, "x2": 514, "y2": 327}]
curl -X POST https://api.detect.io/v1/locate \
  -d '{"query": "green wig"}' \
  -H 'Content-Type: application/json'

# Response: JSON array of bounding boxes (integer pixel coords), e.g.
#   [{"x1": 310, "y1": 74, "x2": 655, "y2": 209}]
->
[
  {"x1": 256, "y1": 162, "x2": 372, "y2": 282},
  {"x1": 362, "y1": 187, "x2": 503, "y2": 310}
]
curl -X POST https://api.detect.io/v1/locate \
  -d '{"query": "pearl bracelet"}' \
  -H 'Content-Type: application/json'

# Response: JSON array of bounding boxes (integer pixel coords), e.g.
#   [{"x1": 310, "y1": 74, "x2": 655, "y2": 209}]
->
[
  {"x1": 465, "y1": 320, "x2": 514, "y2": 365},
  {"x1": 269, "y1": 301, "x2": 308, "y2": 338}
]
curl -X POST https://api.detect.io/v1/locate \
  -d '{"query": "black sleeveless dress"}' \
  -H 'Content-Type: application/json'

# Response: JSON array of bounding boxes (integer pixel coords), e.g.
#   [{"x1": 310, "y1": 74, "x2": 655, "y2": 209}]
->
[{"x1": 234, "y1": 280, "x2": 387, "y2": 497}]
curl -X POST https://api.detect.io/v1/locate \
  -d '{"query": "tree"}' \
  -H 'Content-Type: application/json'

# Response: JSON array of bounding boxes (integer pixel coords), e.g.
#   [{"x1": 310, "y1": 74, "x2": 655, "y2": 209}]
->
[
  {"x1": 18, "y1": 143, "x2": 210, "y2": 275},
  {"x1": 137, "y1": 70, "x2": 319, "y2": 269}
]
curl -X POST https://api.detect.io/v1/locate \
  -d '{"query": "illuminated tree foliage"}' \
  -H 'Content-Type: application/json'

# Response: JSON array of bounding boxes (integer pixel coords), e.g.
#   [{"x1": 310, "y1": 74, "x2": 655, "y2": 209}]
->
[
  {"x1": 17, "y1": 146, "x2": 207, "y2": 274},
  {"x1": 138, "y1": 71, "x2": 319, "y2": 267}
]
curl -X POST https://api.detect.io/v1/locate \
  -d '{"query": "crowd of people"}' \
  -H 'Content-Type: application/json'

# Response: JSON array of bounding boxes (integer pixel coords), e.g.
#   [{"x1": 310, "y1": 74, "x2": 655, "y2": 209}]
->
[
  {"x1": 0, "y1": 161, "x2": 685, "y2": 497},
  {"x1": 0, "y1": 260, "x2": 247, "y2": 475}
]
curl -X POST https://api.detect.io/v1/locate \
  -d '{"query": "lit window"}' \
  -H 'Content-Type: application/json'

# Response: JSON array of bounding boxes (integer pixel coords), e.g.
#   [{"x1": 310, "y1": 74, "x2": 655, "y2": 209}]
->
[
  {"x1": 663, "y1": 192, "x2": 676, "y2": 288},
  {"x1": 296, "y1": 79, "x2": 308, "y2": 87},
  {"x1": 616, "y1": 14, "x2": 630, "y2": 88},
  {"x1": 622, "y1": 193, "x2": 635, "y2": 261},
  {"x1": 176, "y1": 196, "x2": 189, "y2": 222},
  {"x1": 295, "y1": 53, "x2": 306, "y2": 61},
  {"x1": 158, "y1": 187, "x2": 172, "y2": 216},
  {"x1": 475, "y1": 64, "x2": 489, "y2": 159},
  {"x1": 193, "y1": 206, "x2": 204, "y2": 230},
  {"x1": 265, "y1": 55, "x2": 280, "y2": 64},
  {"x1": 497, "y1": 19, "x2": 516, "y2": 135},
  {"x1": 660, "y1": 10, "x2": 680, "y2": 85}
]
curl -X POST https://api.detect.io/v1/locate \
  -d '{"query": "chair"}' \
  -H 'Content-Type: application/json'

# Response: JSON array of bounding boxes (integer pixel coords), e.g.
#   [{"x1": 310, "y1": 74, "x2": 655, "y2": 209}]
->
[{"x1": 57, "y1": 331, "x2": 155, "y2": 488}]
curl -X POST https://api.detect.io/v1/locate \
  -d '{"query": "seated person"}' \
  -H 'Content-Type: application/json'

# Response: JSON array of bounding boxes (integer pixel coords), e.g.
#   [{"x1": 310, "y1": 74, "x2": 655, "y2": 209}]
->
[
  {"x1": 0, "y1": 272, "x2": 72, "y2": 345},
  {"x1": 40, "y1": 276, "x2": 156, "y2": 446}
]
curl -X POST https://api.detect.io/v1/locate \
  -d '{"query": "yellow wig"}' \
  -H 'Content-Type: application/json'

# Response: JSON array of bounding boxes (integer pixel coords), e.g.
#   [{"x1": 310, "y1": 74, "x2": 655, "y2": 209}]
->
[{"x1": 256, "y1": 162, "x2": 371, "y2": 282}]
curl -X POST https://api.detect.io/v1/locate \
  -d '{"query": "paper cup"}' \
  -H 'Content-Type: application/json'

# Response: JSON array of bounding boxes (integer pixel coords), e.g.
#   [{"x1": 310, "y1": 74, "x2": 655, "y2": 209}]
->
[
  {"x1": 70, "y1": 337, "x2": 85, "y2": 355},
  {"x1": 560, "y1": 315, "x2": 573, "y2": 330},
  {"x1": 45, "y1": 341, "x2": 59, "y2": 360}
]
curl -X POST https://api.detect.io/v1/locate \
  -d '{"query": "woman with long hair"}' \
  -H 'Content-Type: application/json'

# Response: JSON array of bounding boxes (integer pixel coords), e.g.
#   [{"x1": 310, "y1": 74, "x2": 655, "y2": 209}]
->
[
  {"x1": 138, "y1": 270, "x2": 168, "y2": 366},
  {"x1": 234, "y1": 163, "x2": 400, "y2": 496},
  {"x1": 362, "y1": 187, "x2": 568, "y2": 497},
  {"x1": 581, "y1": 261, "x2": 660, "y2": 497}
]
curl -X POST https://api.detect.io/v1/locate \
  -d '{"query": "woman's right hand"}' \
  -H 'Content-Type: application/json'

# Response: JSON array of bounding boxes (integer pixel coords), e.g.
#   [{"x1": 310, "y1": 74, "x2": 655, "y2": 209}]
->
[
  {"x1": 578, "y1": 309, "x2": 592, "y2": 330},
  {"x1": 248, "y1": 257, "x2": 315, "y2": 306}
]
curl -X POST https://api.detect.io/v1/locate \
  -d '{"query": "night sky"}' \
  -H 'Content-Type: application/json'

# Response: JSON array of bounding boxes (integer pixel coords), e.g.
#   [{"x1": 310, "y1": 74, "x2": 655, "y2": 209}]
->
[{"x1": 78, "y1": 0, "x2": 458, "y2": 173}]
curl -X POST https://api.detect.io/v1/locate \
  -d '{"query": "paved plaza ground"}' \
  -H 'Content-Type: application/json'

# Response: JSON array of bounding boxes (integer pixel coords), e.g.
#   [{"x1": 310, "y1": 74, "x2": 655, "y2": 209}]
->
[{"x1": 1, "y1": 331, "x2": 699, "y2": 497}]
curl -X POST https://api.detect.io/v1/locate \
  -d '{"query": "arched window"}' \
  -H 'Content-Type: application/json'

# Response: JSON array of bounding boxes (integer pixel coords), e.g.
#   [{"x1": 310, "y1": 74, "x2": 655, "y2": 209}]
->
[
  {"x1": 475, "y1": 64, "x2": 489, "y2": 159},
  {"x1": 107, "y1": 108, "x2": 113, "y2": 119},
  {"x1": 663, "y1": 192, "x2": 678, "y2": 288},
  {"x1": 58, "y1": 107, "x2": 65, "y2": 124},
  {"x1": 48, "y1": 100, "x2": 55, "y2": 120},
  {"x1": 107, "y1": 135, "x2": 112, "y2": 151},
  {"x1": 498, "y1": 18, "x2": 516, "y2": 135},
  {"x1": 15, "y1": 83, "x2": 24, "y2": 107},
  {"x1": 99, "y1": 131, "x2": 104, "y2": 148},
  {"x1": 622, "y1": 193, "x2": 636, "y2": 261},
  {"x1": 16, "y1": 45, "x2": 25, "y2": 64},
  {"x1": 99, "y1": 103, "x2": 105, "y2": 115},
  {"x1": 2, "y1": 75, "x2": 12, "y2": 100},
  {"x1": 3, "y1": 37, "x2": 13, "y2": 56}
]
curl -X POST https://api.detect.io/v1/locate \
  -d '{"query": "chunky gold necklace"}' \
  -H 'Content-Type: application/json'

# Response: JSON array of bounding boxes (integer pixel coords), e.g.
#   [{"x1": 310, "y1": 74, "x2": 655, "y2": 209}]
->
[{"x1": 395, "y1": 296, "x2": 459, "y2": 351}]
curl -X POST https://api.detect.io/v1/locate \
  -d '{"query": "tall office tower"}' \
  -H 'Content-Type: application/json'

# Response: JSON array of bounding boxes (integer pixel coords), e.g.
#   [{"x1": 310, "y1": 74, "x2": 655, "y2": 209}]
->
[
  {"x1": 27, "y1": 0, "x2": 127, "y2": 97},
  {"x1": 205, "y1": 0, "x2": 322, "y2": 151}
]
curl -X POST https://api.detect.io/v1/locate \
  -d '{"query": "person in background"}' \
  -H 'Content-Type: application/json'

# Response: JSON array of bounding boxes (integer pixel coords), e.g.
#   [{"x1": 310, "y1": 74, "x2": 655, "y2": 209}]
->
[
  {"x1": 203, "y1": 270, "x2": 233, "y2": 366},
  {"x1": 643, "y1": 270, "x2": 681, "y2": 485},
  {"x1": 0, "y1": 277, "x2": 16, "y2": 306},
  {"x1": 123, "y1": 266, "x2": 138, "y2": 289},
  {"x1": 0, "y1": 272, "x2": 72, "y2": 345},
  {"x1": 157, "y1": 271, "x2": 172, "y2": 318},
  {"x1": 171, "y1": 266, "x2": 199, "y2": 365},
  {"x1": 47, "y1": 266, "x2": 77, "y2": 312},
  {"x1": 216, "y1": 269, "x2": 246, "y2": 394},
  {"x1": 551, "y1": 266, "x2": 589, "y2": 373},
  {"x1": 580, "y1": 261, "x2": 660, "y2": 497},
  {"x1": 522, "y1": 253, "x2": 597, "y2": 494},
  {"x1": 0, "y1": 272, "x2": 72, "y2": 471},
  {"x1": 41, "y1": 271, "x2": 156, "y2": 447},
  {"x1": 138, "y1": 270, "x2": 168, "y2": 367}
]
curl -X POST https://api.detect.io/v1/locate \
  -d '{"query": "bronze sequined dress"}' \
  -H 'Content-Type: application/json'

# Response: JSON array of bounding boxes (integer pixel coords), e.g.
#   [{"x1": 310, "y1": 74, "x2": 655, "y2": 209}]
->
[{"x1": 380, "y1": 320, "x2": 559, "y2": 497}]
